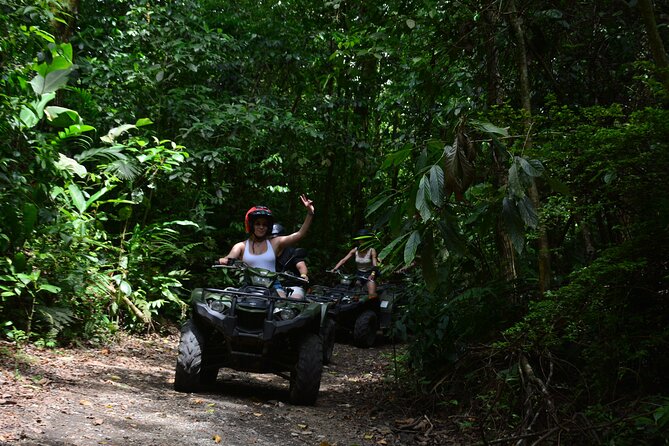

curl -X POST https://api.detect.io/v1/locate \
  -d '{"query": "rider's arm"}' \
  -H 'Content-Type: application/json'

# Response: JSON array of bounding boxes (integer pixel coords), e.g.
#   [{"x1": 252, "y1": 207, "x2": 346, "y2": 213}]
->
[
  {"x1": 333, "y1": 248, "x2": 356, "y2": 271},
  {"x1": 272, "y1": 194, "x2": 314, "y2": 252},
  {"x1": 218, "y1": 241, "x2": 245, "y2": 265},
  {"x1": 369, "y1": 248, "x2": 379, "y2": 279},
  {"x1": 296, "y1": 260, "x2": 309, "y2": 280}
]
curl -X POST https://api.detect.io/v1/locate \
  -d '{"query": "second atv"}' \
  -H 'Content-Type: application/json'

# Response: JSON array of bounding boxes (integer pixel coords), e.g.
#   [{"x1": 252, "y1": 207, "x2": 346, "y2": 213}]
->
[{"x1": 308, "y1": 270, "x2": 397, "y2": 348}]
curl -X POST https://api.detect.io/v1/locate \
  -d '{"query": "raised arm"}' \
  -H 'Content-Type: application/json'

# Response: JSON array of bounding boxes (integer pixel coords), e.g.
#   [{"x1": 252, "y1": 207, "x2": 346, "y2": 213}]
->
[{"x1": 272, "y1": 194, "x2": 314, "y2": 252}]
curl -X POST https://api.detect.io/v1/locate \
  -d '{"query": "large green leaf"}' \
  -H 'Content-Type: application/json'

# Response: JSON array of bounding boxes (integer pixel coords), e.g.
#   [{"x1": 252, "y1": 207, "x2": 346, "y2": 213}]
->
[
  {"x1": 416, "y1": 175, "x2": 432, "y2": 222},
  {"x1": 380, "y1": 145, "x2": 412, "y2": 169},
  {"x1": 22, "y1": 203, "x2": 38, "y2": 238},
  {"x1": 67, "y1": 184, "x2": 87, "y2": 214},
  {"x1": 57, "y1": 124, "x2": 96, "y2": 140},
  {"x1": 517, "y1": 157, "x2": 544, "y2": 177},
  {"x1": 135, "y1": 118, "x2": 154, "y2": 127},
  {"x1": 29, "y1": 68, "x2": 72, "y2": 94},
  {"x1": 101, "y1": 124, "x2": 137, "y2": 143},
  {"x1": 378, "y1": 232, "x2": 409, "y2": 262},
  {"x1": 429, "y1": 164, "x2": 444, "y2": 206},
  {"x1": 443, "y1": 140, "x2": 475, "y2": 197},
  {"x1": 471, "y1": 119, "x2": 510, "y2": 137},
  {"x1": 38, "y1": 284, "x2": 61, "y2": 293},
  {"x1": 517, "y1": 195, "x2": 538, "y2": 229},
  {"x1": 501, "y1": 197, "x2": 525, "y2": 253},
  {"x1": 18, "y1": 92, "x2": 56, "y2": 128},
  {"x1": 35, "y1": 43, "x2": 73, "y2": 77},
  {"x1": 366, "y1": 192, "x2": 393, "y2": 217},
  {"x1": 44, "y1": 106, "x2": 82, "y2": 127},
  {"x1": 508, "y1": 162, "x2": 524, "y2": 197},
  {"x1": 404, "y1": 230, "x2": 421, "y2": 264},
  {"x1": 55, "y1": 154, "x2": 87, "y2": 178},
  {"x1": 86, "y1": 187, "x2": 109, "y2": 210}
]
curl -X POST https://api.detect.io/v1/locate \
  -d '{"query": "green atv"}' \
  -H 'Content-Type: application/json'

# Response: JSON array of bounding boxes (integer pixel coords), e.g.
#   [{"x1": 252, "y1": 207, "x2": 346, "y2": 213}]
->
[
  {"x1": 308, "y1": 270, "x2": 399, "y2": 348},
  {"x1": 174, "y1": 260, "x2": 333, "y2": 405}
]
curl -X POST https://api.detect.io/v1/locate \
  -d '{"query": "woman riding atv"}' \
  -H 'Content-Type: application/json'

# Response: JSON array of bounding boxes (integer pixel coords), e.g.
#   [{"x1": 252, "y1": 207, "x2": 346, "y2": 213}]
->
[
  {"x1": 331, "y1": 229, "x2": 379, "y2": 299},
  {"x1": 218, "y1": 194, "x2": 315, "y2": 297}
]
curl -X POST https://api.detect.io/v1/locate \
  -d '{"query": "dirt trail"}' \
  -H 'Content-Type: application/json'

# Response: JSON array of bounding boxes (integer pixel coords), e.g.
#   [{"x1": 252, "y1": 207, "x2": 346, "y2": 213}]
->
[{"x1": 0, "y1": 331, "x2": 466, "y2": 446}]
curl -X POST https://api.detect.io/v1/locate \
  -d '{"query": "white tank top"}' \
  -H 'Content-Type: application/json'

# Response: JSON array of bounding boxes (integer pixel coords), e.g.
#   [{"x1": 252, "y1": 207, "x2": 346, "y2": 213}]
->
[
  {"x1": 243, "y1": 240, "x2": 276, "y2": 271},
  {"x1": 355, "y1": 248, "x2": 373, "y2": 272}
]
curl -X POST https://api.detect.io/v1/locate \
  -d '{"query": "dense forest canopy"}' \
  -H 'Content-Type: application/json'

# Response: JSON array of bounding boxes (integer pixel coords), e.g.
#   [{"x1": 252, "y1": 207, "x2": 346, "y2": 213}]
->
[{"x1": 2, "y1": 0, "x2": 668, "y2": 443}]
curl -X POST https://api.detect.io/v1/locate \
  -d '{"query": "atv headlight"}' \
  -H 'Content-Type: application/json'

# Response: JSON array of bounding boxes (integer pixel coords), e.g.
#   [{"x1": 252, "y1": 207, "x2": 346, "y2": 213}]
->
[
  {"x1": 274, "y1": 307, "x2": 298, "y2": 321},
  {"x1": 208, "y1": 299, "x2": 230, "y2": 313},
  {"x1": 250, "y1": 275, "x2": 273, "y2": 287}
]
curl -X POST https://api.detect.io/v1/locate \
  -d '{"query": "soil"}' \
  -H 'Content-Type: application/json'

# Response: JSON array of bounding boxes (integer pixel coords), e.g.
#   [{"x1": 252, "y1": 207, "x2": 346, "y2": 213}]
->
[{"x1": 0, "y1": 330, "x2": 473, "y2": 446}]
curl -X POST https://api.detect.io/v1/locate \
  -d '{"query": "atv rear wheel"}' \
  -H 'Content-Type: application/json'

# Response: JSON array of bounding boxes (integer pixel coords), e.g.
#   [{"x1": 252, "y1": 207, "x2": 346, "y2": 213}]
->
[
  {"x1": 353, "y1": 309, "x2": 378, "y2": 348},
  {"x1": 321, "y1": 318, "x2": 336, "y2": 365},
  {"x1": 289, "y1": 333, "x2": 323, "y2": 405},
  {"x1": 174, "y1": 320, "x2": 212, "y2": 392}
]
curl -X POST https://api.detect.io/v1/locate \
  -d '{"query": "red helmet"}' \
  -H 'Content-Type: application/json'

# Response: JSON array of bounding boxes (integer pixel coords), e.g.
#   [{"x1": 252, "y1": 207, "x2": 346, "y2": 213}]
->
[{"x1": 245, "y1": 206, "x2": 273, "y2": 233}]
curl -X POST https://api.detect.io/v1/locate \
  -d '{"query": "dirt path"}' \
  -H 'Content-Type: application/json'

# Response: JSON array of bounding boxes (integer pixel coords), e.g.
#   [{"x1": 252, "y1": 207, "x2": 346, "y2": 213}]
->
[{"x1": 0, "y1": 331, "x2": 466, "y2": 446}]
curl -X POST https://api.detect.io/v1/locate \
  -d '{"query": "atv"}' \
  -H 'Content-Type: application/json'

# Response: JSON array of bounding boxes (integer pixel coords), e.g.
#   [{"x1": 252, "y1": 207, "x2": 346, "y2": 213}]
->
[
  {"x1": 174, "y1": 260, "x2": 333, "y2": 405},
  {"x1": 308, "y1": 270, "x2": 398, "y2": 348}
]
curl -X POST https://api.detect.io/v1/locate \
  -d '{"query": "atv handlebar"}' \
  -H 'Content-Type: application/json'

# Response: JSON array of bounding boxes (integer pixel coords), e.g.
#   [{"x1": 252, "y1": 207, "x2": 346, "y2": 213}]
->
[{"x1": 214, "y1": 262, "x2": 309, "y2": 284}]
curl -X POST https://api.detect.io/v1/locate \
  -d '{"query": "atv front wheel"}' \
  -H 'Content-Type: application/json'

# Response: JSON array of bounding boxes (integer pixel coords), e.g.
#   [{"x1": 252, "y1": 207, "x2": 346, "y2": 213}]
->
[
  {"x1": 353, "y1": 309, "x2": 378, "y2": 348},
  {"x1": 321, "y1": 318, "x2": 336, "y2": 365},
  {"x1": 289, "y1": 333, "x2": 323, "y2": 405},
  {"x1": 174, "y1": 320, "x2": 214, "y2": 392}
]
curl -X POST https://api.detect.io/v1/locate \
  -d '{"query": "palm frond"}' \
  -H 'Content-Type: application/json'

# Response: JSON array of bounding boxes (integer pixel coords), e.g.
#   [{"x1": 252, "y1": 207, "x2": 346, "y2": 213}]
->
[
  {"x1": 107, "y1": 158, "x2": 141, "y2": 181},
  {"x1": 37, "y1": 305, "x2": 76, "y2": 332},
  {"x1": 76, "y1": 146, "x2": 128, "y2": 163}
]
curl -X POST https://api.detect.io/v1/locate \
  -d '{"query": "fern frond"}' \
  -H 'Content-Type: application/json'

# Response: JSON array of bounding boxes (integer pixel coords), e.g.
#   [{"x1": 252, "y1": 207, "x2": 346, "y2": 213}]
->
[
  {"x1": 76, "y1": 146, "x2": 128, "y2": 163},
  {"x1": 37, "y1": 306, "x2": 76, "y2": 331},
  {"x1": 107, "y1": 158, "x2": 141, "y2": 181}
]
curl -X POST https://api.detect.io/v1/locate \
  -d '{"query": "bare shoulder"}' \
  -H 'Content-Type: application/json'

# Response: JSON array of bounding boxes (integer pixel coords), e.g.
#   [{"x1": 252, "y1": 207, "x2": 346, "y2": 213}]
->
[{"x1": 230, "y1": 241, "x2": 246, "y2": 254}]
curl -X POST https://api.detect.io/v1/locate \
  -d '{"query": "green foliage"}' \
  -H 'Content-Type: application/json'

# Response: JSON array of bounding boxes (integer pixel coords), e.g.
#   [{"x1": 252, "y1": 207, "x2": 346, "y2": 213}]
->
[
  {"x1": 0, "y1": 19, "x2": 196, "y2": 343},
  {"x1": 507, "y1": 235, "x2": 669, "y2": 397},
  {"x1": 2, "y1": 0, "x2": 668, "y2": 442}
]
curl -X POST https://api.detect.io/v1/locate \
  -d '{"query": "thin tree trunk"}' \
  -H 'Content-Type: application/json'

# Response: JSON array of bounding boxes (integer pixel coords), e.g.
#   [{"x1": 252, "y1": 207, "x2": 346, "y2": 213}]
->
[
  {"x1": 484, "y1": 7, "x2": 502, "y2": 106},
  {"x1": 637, "y1": 0, "x2": 669, "y2": 92},
  {"x1": 507, "y1": 0, "x2": 552, "y2": 294}
]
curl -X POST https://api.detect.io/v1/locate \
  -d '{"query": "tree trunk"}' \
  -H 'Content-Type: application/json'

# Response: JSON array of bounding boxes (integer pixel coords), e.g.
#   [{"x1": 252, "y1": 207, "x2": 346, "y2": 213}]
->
[
  {"x1": 507, "y1": 0, "x2": 552, "y2": 294},
  {"x1": 637, "y1": 0, "x2": 669, "y2": 92},
  {"x1": 484, "y1": 7, "x2": 502, "y2": 106}
]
